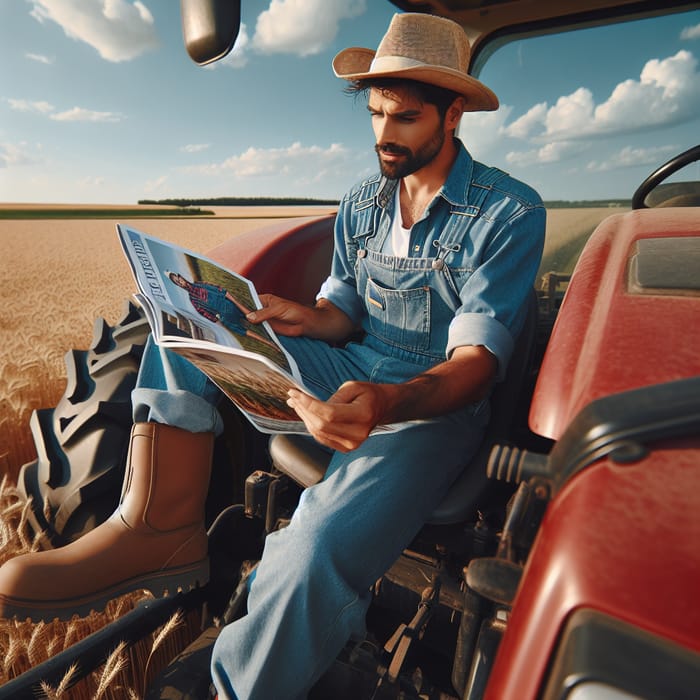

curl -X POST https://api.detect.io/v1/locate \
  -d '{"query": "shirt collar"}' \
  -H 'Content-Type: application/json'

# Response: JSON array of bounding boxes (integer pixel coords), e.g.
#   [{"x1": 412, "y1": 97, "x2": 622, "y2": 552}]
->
[{"x1": 439, "y1": 139, "x2": 474, "y2": 206}]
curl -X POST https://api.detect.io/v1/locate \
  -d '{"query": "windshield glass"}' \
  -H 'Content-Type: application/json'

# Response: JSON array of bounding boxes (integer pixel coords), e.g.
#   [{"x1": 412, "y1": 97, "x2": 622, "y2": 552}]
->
[{"x1": 459, "y1": 9, "x2": 700, "y2": 283}]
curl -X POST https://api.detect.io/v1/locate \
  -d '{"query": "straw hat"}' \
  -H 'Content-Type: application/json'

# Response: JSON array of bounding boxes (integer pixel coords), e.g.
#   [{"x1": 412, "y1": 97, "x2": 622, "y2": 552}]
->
[{"x1": 333, "y1": 13, "x2": 498, "y2": 112}]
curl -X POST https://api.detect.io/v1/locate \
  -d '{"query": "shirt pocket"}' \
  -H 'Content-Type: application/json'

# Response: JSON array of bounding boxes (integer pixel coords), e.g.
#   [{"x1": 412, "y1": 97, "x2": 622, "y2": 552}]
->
[{"x1": 364, "y1": 277, "x2": 431, "y2": 353}]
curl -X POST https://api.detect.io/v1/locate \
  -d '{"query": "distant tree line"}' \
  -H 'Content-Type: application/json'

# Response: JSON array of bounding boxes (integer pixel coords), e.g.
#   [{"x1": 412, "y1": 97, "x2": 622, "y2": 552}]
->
[
  {"x1": 138, "y1": 196, "x2": 631, "y2": 209},
  {"x1": 138, "y1": 197, "x2": 340, "y2": 207},
  {"x1": 543, "y1": 199, "x2": 631, "y2": 208}
]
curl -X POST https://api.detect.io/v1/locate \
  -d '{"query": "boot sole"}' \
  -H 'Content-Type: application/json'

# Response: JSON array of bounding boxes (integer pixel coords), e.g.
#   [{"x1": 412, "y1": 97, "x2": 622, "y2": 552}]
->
[{"x1": 0, "y1": 558, "x2": 209, "y2": 623}]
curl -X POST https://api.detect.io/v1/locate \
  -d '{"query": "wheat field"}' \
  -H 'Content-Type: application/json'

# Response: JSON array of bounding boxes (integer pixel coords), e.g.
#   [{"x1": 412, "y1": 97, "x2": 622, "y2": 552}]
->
[
  {"x1": 0, "y1": 208, "x2": 338, "y2": 481},
  {"x1": 0, "y1": 204, "x2": 616, "y2": 696},
  {"x1": 0, "y1": 206, "x2": 335, "y2": 697}
]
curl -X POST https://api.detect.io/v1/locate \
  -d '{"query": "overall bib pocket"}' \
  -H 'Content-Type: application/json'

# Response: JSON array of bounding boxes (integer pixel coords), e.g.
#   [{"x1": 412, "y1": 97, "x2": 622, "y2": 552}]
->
[{"x1": 364, "y1": 278, "x2": 431, "y2": 353}]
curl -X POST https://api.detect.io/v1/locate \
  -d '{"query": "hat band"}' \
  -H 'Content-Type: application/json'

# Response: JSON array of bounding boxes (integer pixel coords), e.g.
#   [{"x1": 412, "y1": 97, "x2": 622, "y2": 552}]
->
[{"x1": 369, "y1": 55, "x2": 430, "y2": 73}]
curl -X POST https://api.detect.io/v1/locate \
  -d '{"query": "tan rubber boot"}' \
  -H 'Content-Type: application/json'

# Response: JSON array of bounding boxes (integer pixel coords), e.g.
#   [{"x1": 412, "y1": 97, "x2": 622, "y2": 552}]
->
[{"x1": 0, "y1": 422, "x2": 214, "y2": 621}]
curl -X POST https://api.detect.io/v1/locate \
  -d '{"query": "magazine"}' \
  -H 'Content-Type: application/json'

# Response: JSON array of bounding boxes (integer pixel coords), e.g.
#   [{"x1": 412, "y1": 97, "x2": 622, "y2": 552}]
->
[{"x1": 117, "y1": 224, "x2": 312, "y2": 434}]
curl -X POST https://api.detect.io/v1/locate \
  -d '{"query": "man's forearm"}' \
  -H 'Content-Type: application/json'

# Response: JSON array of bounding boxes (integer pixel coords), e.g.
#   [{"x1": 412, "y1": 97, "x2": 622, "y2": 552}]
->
[
  {"x1": 379, "y1": 345, "x2": 497, "y2": 424},
  {"x1": 287, "y1": 344, "x2": 498, "y2": 452}
]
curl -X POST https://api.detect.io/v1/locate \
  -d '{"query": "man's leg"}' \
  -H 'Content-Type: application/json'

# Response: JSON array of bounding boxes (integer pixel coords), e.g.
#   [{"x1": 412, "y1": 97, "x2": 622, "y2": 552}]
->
[
  {"x1": 132, "y1": 335, "x2": 226, "y2": 434},
  {"x1": 0, "y1": 336, "x2": 223, "y2": 620},
  {"x1": 211, "y1": 406, "x2": 485, "y2": 700}
]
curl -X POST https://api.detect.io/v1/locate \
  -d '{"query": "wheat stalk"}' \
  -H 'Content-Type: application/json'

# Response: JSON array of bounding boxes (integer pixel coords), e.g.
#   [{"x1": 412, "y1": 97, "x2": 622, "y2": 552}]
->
[
  {"x1": 3, "y1": 631, "x2": 21, "y2": 678},
  {"x1": 139, "y1": 609, "x2": 185, "y2": 694},
  {"x1": 61, "y1": 619, "x2": 81, "y2": 652},
  {"x1": 93, "y1": 641, "x2": 128, "y2": 700},
  {"x1": 38, "y1": 662, "x2": 78, "y2": 699},
  {"x1": 16, "y1": 497, "x2": 35, "y2": 552},
  {"x1": 151, "y1": 610, "x2": 184, "y2": 656},
  {"x1": 27, "y1": 620, "x2": 49, "y2": 667}
]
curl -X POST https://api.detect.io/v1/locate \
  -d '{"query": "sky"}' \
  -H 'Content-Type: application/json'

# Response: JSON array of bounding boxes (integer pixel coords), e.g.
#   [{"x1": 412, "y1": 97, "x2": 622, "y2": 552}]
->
[{"x1": 1, "y1": 0, "x2": 699, "y2": 204}]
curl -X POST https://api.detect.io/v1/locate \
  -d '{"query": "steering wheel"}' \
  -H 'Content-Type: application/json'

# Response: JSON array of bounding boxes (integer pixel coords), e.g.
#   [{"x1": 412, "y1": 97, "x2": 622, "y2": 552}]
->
[{"x1": 631, "y1": 144, "x2": 700, "y2": 209}]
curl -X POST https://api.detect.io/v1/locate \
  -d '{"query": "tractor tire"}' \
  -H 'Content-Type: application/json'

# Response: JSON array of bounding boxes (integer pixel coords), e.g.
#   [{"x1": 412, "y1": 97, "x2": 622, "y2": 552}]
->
[
  {"x1": 17, "y1": 300, "x2": 151, "y2": 547},
  {"x1": 17, "y1": 299, "x2": 257, "y2": 549}
]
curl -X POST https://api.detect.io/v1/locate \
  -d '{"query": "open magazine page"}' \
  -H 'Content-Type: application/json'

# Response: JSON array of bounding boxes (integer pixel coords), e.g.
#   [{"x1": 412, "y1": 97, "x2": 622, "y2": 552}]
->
[
  {"x1": 117, "y1": 224, "x2": 302, "y2": 383},
  {"x1": 138, "y1": 292, "x2": 399, "y2": 435},
  {"x1": 173, "y1": 344, "x2": 308, "y2": 434},
  {"x1": 119, "y1": 224, "x2": 400, "y2": 437},
  {"x1": 118, "y1": 224, "x2": 313, "y2": 434},
  {"x1": 135, "y1": 292, "x2": 310, "y2": 434}
]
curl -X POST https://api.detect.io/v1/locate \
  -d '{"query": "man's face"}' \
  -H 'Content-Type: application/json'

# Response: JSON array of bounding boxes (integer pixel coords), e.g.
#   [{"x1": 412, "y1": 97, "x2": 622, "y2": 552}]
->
[{"x1": 368, "y1": 86, "x2": 446, "y2": 179}]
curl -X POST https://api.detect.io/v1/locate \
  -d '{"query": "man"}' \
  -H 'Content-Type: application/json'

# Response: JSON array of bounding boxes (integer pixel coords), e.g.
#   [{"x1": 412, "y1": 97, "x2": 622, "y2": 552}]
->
[{"x1": 0, "y1": 13, "x2": 545, "y2": 699}]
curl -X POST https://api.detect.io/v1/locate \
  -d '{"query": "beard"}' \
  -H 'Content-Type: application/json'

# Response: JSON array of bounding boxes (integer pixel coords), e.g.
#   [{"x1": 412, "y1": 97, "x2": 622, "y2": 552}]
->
[{"x1": 375, "y1": 126, "x2": 445, "y2": 179}]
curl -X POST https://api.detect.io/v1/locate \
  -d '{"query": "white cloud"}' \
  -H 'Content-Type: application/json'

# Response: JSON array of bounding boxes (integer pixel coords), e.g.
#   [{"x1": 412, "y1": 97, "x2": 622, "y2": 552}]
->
[
  {"x1": 7, "y1": 98, "x2": 123, "y2": 123},
  {"x1": 503, "y1": 149, "x2": 538, "y2": 167},
  {"x1": 78, "y1": 175, "x2": 106, "y2": 187},
  {"x1": 504, "y1": 102, "x2": 547, "y2": 139},
  {"x1": 545, "y1": 87, "x2": 596, "y2": 137},
  {"x1": 181, "y1": 143, "x2": 211, "y2": 154},
  {"x1": 0, "y1": 142, "x2": 41, "y2": 168},
  {"x1": 144, "y1": 175, "x2": 168, "y2": 194},
  {"x1": 8, "y1": 98, "x2": 55, "y2": 114},
  {"x1": 586, "y1": 144, "x2": 678, "y2": 172},
  {"x1": 197, "y1": 1, "x2": 366, "y2": 68},
  {"x1": 184, "y1": 141, "x2": 349, "y2": 180},
  {"x1": 28, "y1": 0, "x2": 159, "y2": 62},
  {"x1": 50, "y1": 107, "x2": 124, "y2": 122},
  {"x1": 681, "y1": 23, "x2": 700, "y2": 40},
  {"x1": 25, "y1": 52, "x2": 54, "y2": 64},
  {"x1": 458, "y1": 106, "x2": 513, "y2": 159},
  {"x1": 506, "y1": 141, "x2": 588, "y2": 168},
  {"x1": 252, "y1": 0, "x2": 366, "y2": 56},
  {"x1": 503, "y1": 50, "x2": 700, "y2": 143},
  {"x1": 592, "y1": 51, "x2": 699, "y2": 132}
]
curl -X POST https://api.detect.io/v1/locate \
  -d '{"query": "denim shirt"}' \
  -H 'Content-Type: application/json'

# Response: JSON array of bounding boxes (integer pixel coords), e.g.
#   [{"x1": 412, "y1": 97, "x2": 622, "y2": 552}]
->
[{"x1": 318, "y1": 140, "x2": 545, "y2": 380}]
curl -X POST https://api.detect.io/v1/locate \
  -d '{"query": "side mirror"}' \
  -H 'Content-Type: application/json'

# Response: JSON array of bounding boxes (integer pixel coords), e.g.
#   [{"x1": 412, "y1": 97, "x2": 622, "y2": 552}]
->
[{"x1": 180, "y1": 0, "x2": 241, "y2": 65}]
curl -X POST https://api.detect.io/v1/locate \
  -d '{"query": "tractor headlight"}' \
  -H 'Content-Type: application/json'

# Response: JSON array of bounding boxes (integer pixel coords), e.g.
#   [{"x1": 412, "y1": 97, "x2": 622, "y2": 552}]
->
[{"x1": 541, "y1": 609, "x2": 700, "y2": 700}]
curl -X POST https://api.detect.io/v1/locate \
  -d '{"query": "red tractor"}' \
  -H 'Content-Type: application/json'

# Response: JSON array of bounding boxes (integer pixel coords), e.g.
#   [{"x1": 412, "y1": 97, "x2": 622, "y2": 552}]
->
[{"x1": 4, "y1": 1, "x2": 700, "y2": 698}]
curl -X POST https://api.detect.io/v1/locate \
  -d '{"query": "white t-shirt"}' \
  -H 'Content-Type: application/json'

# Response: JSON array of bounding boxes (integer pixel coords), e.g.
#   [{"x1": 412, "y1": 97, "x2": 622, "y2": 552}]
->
[{"x1": 390, "y1": 184, "x2": 411, "y2": 257}]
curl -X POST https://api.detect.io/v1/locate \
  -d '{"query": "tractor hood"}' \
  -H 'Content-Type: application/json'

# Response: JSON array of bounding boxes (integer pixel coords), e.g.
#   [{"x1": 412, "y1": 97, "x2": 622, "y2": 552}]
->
[{"x1": 529, "y1": 208, "x2": 700, "y2": 441}]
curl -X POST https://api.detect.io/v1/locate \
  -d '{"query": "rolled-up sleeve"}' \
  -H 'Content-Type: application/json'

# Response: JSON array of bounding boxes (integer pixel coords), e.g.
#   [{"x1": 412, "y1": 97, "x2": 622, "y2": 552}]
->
[
  {"x1": 315, "y1": 193, "x2": 364, "y2": 325},
  {"x1": 317, "y1": 276, "x2": 363, "y2": 324},
  {"x1": 448, "y1": 203, "x2": 545, "y2": 381},
  {"x1": 447, "y1": 313, "x2": 514, "y2": 377}
]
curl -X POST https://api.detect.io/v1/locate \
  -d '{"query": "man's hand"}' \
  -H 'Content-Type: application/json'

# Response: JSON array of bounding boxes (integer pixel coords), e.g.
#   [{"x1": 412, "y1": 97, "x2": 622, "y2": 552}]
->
[
  {"x1": 288, "y1": 345, "x2": 498, "y2": 452},
  {"x1": 287, "y1": 382, "x2": 392, "y2": 453},
  {"x1": 246, "y1": 294, "x2": 310, "y2": 336},
  {"x1": 247, "y1": 295, "x2": 357, "y2": 342}
]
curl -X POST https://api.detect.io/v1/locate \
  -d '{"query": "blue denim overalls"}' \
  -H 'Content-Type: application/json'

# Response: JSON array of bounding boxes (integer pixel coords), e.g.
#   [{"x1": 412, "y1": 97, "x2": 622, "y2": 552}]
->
[
  {"x1": 134, "y1": 145, "x2": 545, "y2": 700},
  {"x1": 207, "y1": 182, "x2": 532, "y2": 700}
]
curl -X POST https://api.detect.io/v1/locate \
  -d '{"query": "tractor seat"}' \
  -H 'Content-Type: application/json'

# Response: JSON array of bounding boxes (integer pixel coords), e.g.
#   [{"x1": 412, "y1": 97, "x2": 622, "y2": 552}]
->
[{"x1": 270, "y1": 292, "x2": 538, "y2": 526}]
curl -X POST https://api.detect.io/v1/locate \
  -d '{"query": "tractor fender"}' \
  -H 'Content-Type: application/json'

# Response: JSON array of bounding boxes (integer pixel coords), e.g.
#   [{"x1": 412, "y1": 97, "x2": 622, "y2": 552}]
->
[{"x1": 206, "y1": 214, "x2": 335, "y2": 304}]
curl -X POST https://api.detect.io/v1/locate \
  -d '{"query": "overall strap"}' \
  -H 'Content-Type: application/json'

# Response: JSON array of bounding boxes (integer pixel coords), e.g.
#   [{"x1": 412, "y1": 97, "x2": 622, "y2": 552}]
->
[
  {"x1": 351, "y1": 176, "x2": 396, "y2": 262},
  {"x1": 471, "y1": 165, "x2": 508, "y2": 208},
  {"x1": 433, "y1": 166, "x2": 508, "y2": 263}
]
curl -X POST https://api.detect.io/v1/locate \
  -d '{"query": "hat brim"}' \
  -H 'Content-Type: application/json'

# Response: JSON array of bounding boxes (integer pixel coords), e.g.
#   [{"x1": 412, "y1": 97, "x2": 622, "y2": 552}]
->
[{"x1": 333, "y1": 47, "x2": 499, "y2": 112}]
